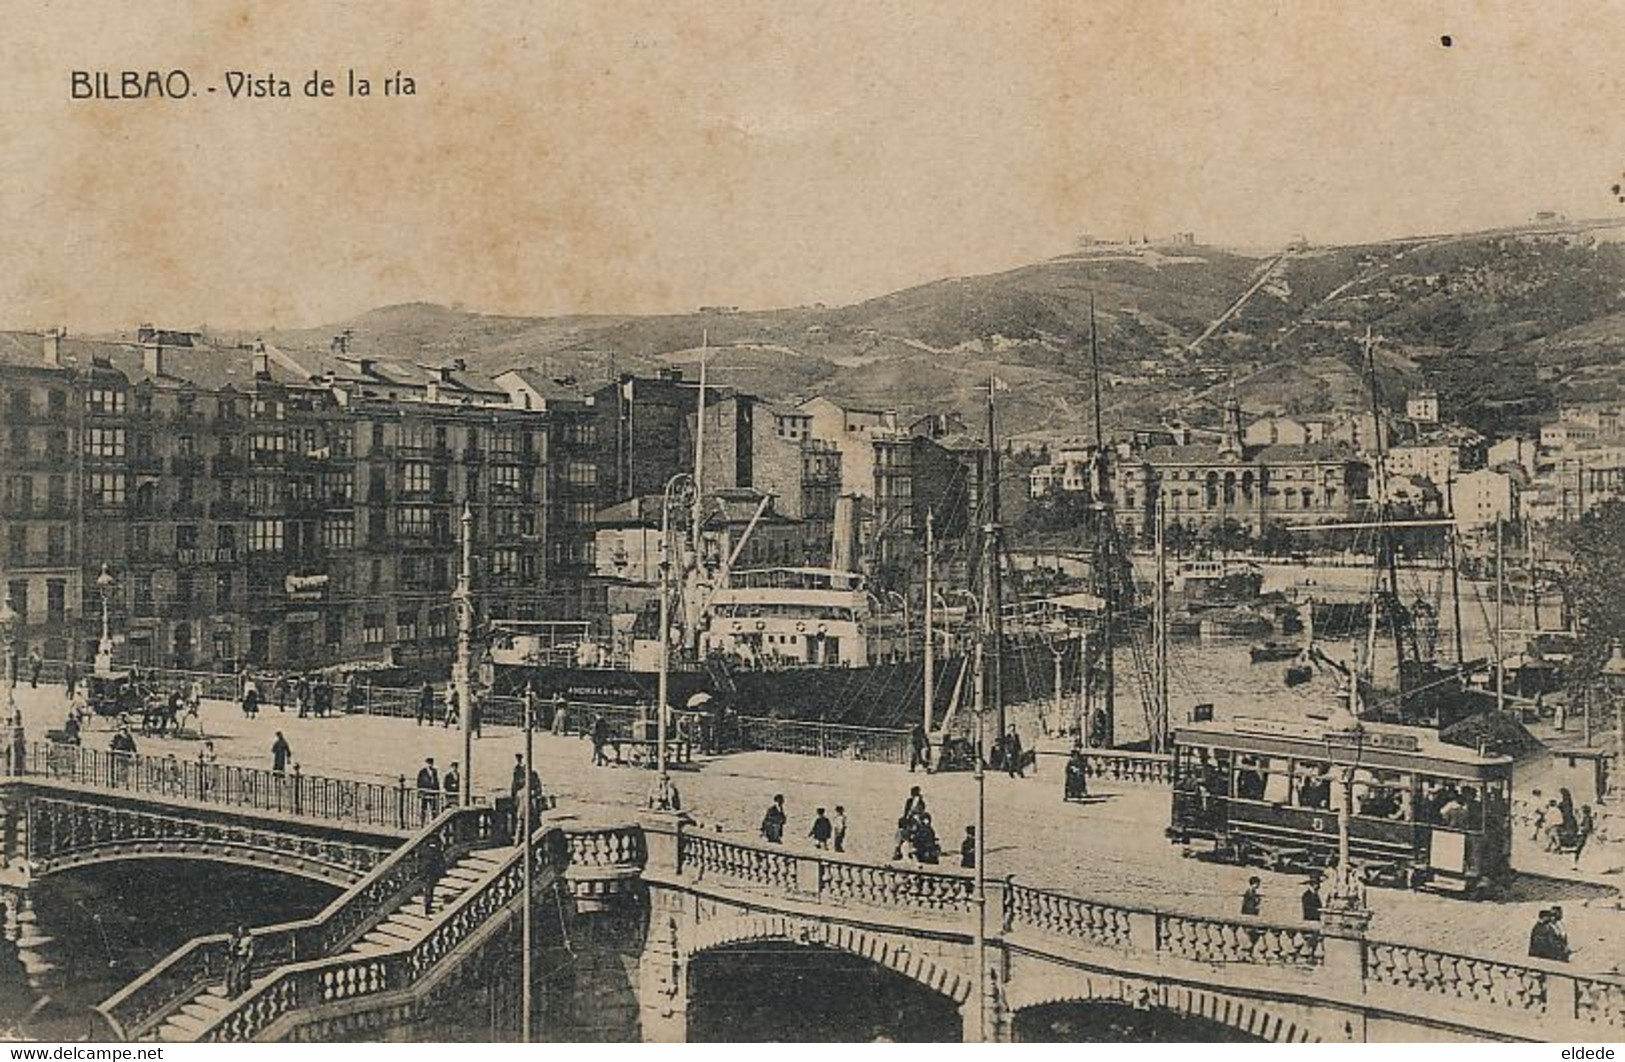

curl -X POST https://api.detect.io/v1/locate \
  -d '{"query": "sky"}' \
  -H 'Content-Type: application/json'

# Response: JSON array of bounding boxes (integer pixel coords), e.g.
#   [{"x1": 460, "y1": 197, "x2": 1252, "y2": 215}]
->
[{"x1": 2, "y1": 1, "x2": 1622, "y2": 330}]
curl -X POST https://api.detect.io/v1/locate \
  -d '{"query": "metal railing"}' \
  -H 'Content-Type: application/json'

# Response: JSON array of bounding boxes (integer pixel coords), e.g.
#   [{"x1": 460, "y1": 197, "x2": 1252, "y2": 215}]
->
[{"x1": 14, "y1": 741, "x2": 421, "y2": 831}]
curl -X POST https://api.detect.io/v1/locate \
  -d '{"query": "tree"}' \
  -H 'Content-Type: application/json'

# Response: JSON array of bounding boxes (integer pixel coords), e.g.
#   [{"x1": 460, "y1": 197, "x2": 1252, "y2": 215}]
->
[{"x1": 1555, "y1": 500, "x2": 1625, "y2": 681}]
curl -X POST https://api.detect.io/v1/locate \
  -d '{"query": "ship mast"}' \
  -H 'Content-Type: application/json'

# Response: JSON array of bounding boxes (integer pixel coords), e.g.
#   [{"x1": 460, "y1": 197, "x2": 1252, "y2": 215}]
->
[
  {"x1": 984, "y1": 376, "x2": 1006, "y2": 739},
  {"x1": 1089, "y1": 296, "x2": 1116, "y2": 747},
  {"x1": 1362, "y1": 329, "x2": 1410, "y2": 700}
]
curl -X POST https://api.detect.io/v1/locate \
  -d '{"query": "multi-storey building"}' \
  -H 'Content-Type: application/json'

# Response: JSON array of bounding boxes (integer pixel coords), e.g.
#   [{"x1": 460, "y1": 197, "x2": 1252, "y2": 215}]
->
[{"x1": 0, "y1": 330, "x2": 570, "y2": 673}]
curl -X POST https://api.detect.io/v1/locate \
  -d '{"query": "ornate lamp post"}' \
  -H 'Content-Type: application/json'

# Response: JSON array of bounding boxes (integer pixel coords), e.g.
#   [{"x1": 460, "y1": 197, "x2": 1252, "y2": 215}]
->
[
  {"x1": 94, "y1": 564, "x2": 116, "y2": 674},
  {"x1": 1, "y1": 595, "x2": 22, "y2": 774},
  {"x1": 651, "y1": 473, "x2": 695, "y2": 812},
  {"x1": 1600, "y1": 639, "x2": 1625, "y2": 804}
]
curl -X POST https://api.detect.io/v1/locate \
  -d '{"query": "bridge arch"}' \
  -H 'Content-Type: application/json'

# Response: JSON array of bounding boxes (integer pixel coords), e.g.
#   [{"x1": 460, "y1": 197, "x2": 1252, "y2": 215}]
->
[
  {"x1": 683, "y1": 913, "x2": 972, "y2": 1005},
  {"x1": 31, "y1": 846, "x2": 362, "y2": 888},
  {"x1": 1005, "y1": 971, "x2": 1318, "y2": 1043}
]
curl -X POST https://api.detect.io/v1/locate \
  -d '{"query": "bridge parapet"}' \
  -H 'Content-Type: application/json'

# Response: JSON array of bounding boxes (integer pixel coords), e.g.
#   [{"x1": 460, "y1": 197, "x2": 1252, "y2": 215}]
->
[{"x1": 98, "y1": 805, "x2": 500, "y2": 1041}]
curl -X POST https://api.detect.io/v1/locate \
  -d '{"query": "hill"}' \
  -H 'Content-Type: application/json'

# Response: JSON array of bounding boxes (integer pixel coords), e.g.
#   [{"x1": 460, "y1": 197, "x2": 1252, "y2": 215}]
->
[{"x1": 258, "y1": 220, "x2": 1625, "y2": 442}]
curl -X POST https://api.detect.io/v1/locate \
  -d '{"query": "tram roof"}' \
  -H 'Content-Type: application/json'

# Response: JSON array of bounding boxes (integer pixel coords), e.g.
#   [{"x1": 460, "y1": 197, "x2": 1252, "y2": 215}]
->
[{"x1": 1173, "y1": 717, "x2": 1513, "y2": 770}]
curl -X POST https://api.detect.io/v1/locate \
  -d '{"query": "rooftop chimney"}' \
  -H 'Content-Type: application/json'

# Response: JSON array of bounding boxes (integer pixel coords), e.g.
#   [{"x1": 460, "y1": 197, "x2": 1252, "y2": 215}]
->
[
  {"x1": 41, "y1": 327, "x2": 64, "y2": 368},
  {"x1": 252, "y1": 339, "x2": 271, "y2": 380},
  {"x1": 143, "y1": 342, "x2": 165, "y2": 378}
]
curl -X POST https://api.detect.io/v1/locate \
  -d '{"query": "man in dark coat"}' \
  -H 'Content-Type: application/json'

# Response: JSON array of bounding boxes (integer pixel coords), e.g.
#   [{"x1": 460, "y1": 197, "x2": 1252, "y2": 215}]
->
[
  {"x1": 1300, "y1": 876, "x2": 1322, "y2": 922},
  {"x1": 1241, "y1": 876, "x2": 1263, "y2": 916},
  {"x1": 416, "y1": 682, "x2": 434, "y2": 727},
  {"x1": 809, "y1": 808, "x2": 833, "y2": 850},
  {"x1": 270, "y1": 731, "x2": 292, "y2": 774},
  {"x1": 416, "y1": 757, "x2": 440, "y2": 822},
  {"x1": 760, "y1": 794, "x2": 787, "y2": 843},
  {"x1": 421, "y1": 830, "x2": 445, "y2": 916},
  {"x1": 909, "y1": 722, "x2": 930, "y2": 773}
]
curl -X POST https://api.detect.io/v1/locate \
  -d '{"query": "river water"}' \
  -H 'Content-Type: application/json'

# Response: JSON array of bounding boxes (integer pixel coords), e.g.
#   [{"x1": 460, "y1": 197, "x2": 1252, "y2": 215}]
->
[{"x1": 0, "y1": 863, "x2": 337, "y2": 1041}]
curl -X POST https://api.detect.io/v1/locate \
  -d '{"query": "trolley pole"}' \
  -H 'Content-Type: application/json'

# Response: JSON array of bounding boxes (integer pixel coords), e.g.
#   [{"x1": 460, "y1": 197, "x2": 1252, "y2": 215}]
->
[{"x1": 521, "y1": 686, "x2": 534, "y2": 1042}]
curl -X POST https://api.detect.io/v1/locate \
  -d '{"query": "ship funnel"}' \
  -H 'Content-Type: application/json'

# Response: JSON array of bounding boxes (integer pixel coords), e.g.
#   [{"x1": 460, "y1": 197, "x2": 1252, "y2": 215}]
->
[{"x1": 831, "y1": 494, "x2": 859, "y2": 572}]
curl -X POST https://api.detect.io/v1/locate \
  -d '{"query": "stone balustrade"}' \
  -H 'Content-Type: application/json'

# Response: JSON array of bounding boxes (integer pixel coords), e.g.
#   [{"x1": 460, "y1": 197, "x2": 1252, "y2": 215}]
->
[
  {"x1": 1158, "y1": 911, "x2": 1324, "y2": 967},
  {"x1": 1004, "y1": 883, "x2": 1134, "y2": 951},
  {"x1": 1078, "y1": 749, "x2": 1173, "y2": 786}
]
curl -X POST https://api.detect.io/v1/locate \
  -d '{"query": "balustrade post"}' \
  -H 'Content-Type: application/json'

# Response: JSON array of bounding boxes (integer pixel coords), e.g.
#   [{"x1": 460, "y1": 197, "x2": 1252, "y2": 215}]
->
[
  {"x1": 1128, "y1": 909, "x2": 1160, "y2": 955},
  {"x1": 793, "y1": 853, "x2": 823, "y2": 898},
  {"x1": 1548, "y1": 969, "x2": 1578, "y2": 1024},
  {"x1": 395, "y1": 774, "x2": 409, "y2": 830},
  {"x1": 640, "y1": 811, "x2": 687, "y2": 877}
]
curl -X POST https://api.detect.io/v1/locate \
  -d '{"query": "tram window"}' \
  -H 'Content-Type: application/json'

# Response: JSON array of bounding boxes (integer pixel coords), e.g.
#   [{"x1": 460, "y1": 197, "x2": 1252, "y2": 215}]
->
[
  {"x1": 1234, "y1": 755, "x2": 1269, "y2": 801},
  {"x1": 1351, "y1": 768, "x2": 1411, "y2": 821},
  {"x1": 1418, "y1": 778, "x2": 1483, "y2": 832},
  {"x1": 1292, "y1": 760, "x2": 1334, "y2": 810}
]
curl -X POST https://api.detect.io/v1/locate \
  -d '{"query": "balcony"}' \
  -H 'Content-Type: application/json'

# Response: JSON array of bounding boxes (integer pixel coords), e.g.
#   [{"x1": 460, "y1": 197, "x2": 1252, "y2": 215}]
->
[
  {"x1": 4, "y1": 550, "x2": 74, "y2": 570},
  {"x1": 174, "y1": 547, "x2": 238, "y2": 565}
]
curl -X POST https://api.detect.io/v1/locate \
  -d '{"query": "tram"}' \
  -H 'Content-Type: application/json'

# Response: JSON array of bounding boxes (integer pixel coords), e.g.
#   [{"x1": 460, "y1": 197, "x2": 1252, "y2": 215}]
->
[{"x1": 1167, "y1": 717, "x2": 1514, "y2": 894}]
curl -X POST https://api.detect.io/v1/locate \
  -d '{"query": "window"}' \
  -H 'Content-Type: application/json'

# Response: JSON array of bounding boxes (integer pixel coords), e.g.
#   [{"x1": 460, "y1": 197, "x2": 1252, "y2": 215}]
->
[
  {"x1": 8, "y1": 390, "x2": 30, "y2": 417},
  {"x1": 566, "y1": 500, "x2": 596, "y2": 526},
  {"x1": 363, "y1": 613, "x2": 386, "y2": 645},
  {"x1": 251, "y1": 478, "x2": 281, "y2": 508},
  {"x1": 46, "y1": 579, "x2": 66, "y2": 622},
  {"x1": 323, "y1": 515, "x2": 354, "y2": 551},
  {"x1": 251, "y1": 396, "x2": 284, "y2": 420},
  {"x1": 8, "y1": 427, "x2": 28, "y2": 455},
  {"x1": 178, "y1": 477, "x2": 195, "y2": 503},
  {"x1": 428, "y1": 607, "x2": 451, "y2": 640},
  {"x1": 396, "y1": 610, "x2": 418, "y2": 642},
  {"x1": 492, "y1": 466, "x2": 521, "y2": 496},
  {"x1": 403, "y1": 462, "x2": 432, "y2": 494},
  {"x1": 563, "y1": 420, "x2": 597, "y2": 446},
  {"x1": 45, "y1": 430, "x2": 67, "y2": 457},
  {"x1": 215, "y1": 571, "x2": 234, "y2": 608},
  {"x1": 250, "y1": 432, "x2": 286, "y2": 463},
  {"x1": 176, "y1": 525, "x2": 198, "y2": 551},
  {"x1": 133, "y1": 391, "x2": 153, "y2": 415},
  {"x1": 86, "y1": 388, "x2": 125, "y2": 415},
  {"x1": 491, "y1": 431, "x2": 518, "y2": 457},
  {"x1": 6, "y1": 580, "x2": 26, "y2": 620},
  {"x1": 87, "y1": 473, "x2": 126, "y2": 505},
  {"x1": 370, "y1": 558, "x2": 383, "y2": 589},
  {"x1": 329, "y1": 424, "x2": 354, "y2": 458},
  {"x1": 324, "y1": 611, "x2": 344, "y2": 648},
  {"x1": 177, "y1": 435, "x2": 196, "y2": 456},
  {"x1": 322, "y1": 469, "x2": 354, "y2": 503},
  {"x1": 131, "y1": 525, "x2": 150, "y2": 557},
  {"x1": 248, "y1": 519, "x2": 284, "y2": 553},
  {"x1": 398, "y1": 506, "x2": 433, "y2": 539},
  {"x1": 47, "y1": 390, "x2": 66, "y2": 415},
  {"x1": 6, "y1": 527, "x2": 24, "y2": 565},
  {"x1": 218, "y1": 437, "x2": 235, "y2": 458},
  {"x1": 565, "y1": 461, "x2": 597, "y2": 487},
  {"x1": 492, "y1": 549, "x2": 518, "y2": 578},
  {"x1": 46, "y1": 526, "x2": 65, "y2": 563},
  {"x1": 133, "y1": 573, "x2": 153, "y2": 615},
  {"x1": 47, "y1": 475, "x2": 66, "y2": 510},
  {"x1": 217, "y1": 525, "x2": 237, "y2": 550},
  {"x1": 87, "y1": 427, "x2": 125, "y2": 458},
  {"x1": 176, "y1": 393, "x2": 196, "y2": 418},
  {"x1": 4, "y1": 475, "x2": 31, "y2": 509}
]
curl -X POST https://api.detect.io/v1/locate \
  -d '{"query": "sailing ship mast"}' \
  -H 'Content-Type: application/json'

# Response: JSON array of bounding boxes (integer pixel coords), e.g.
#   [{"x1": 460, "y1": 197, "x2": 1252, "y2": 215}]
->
[
  {"x1": 1089, "y1": 295, "x2": 1116, "y2": 747},
  {"x1": 984, "y1": 376, "x2": 1006, "y2": 739}
]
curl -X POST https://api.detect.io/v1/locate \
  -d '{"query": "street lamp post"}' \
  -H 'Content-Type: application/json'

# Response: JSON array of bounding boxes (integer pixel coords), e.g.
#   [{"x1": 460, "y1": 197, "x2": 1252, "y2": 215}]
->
[
  {"x1": 455, "y1": 503, "x2": 475, "y2": 806},
  {"x1": 1600, "y1": 639, "x2": 1625, "y2": 804},
  {"x1": 1, "y1": 595, "x2": 21, "y2": 775},
  {"x1": 95, "y1": 564, "x2": 116, "y2": 674},
  {"x1": 651, "y1": 473, "x2": 694, "y2": 812}
]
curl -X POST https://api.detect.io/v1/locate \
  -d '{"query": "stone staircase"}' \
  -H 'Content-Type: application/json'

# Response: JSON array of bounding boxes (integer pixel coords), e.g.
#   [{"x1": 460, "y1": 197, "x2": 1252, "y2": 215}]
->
[{"x1": 151, "y1": 846, "x2": 510, "y2": 1042}]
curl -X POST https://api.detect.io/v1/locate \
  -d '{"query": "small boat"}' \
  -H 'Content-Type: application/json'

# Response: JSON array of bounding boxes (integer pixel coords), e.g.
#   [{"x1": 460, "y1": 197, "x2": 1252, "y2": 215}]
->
[{"x1": 1249, "y1": 641, "x2": 1301, "y2": 664}]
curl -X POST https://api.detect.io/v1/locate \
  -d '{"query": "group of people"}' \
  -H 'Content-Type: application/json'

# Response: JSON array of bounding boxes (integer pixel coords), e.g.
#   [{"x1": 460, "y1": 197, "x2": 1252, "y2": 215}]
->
[
  {"x1": 415, "y1": 756, "x2": 464, "y2": 822},
  {"x1": 1532, "y1": 787, "x2": 1597, "y2": 865},
  {"x1": 1527, "y1": 905, "x2": 1572, "y2": 962},
  {"x1": 416, "y1": 681, "x2": 479, "y2": 734},
  {"x1": 239, "y1": 670, "x2": 367, "y2": 720},
  {"x1": 1239, "y1": 872, "x2": 1323, "y2": 922}
]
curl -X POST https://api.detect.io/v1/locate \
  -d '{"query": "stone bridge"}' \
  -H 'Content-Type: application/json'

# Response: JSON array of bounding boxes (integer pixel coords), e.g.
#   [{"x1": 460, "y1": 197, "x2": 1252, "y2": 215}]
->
[
  {"x1": 633, "y1": 816, "x2": 1625, "y2": 1044},
  {"x1": 0, "y1": 741, "x2": 418, "y2": 891}
]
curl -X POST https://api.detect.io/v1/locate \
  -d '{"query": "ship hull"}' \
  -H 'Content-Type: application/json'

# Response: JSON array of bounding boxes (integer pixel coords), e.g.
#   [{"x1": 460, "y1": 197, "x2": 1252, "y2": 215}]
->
[{"x1": 493, "y1": 639, "x2": 1079, "y2": 729}]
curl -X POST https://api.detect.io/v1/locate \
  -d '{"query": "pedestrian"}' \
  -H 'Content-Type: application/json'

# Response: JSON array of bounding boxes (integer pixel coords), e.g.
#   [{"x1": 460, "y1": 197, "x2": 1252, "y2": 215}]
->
[
  {"x1": 909, "y1": 722, "x2": 930, "y2": 773},
  {"x1": 274, "y1": 674, "x2": 289, "y2": 713},
  {"x1": 1300, "y1": 875, "x2": 1322, "y2": 922},
  {"x1": 1002, "y1": 724, "x2": 1026, "y2": 779},
  {"x1": 960, "y1": 826, "x2": 976, "y2": 869},
  {"x1": 833, "y1": 805, "x2": 848, "y2": 853},
  {"x1": 1532, "y1": 796, "x2": 1552, "y2": 843},
  {"x1": 443, "y1": 761, "x2": 461, "y2": 808},
  {"x1": 442, "y1": 683, "x2": 459, "y2": 728},
  {"x1": 902, "y1": 785, "x2": 927, "y2": 823},
  {"x1": 417, "y1": 757, "x2": 440, "y2": 822},
  {"x1": 28, "y1": 646, "x2": 42, "y2": 689},
  {"x1": 295, "y1": 676, "x2": 309, "y2": 718},
  {"x1": 416, "y1": 681, "x2": 435, "y2": 727},
  {"x1": 64, "y1": 660, "x2": 78, "y2": 700},
  {"x1": 226, "y1": 924, "x2": 255, "y2": 997},
  {"x1": 241, "y1": 679, "x2": 260, "y2": 719},
  {"x1": 421, "y1": 829, "x2": 445, "y2": 916},
  {"x1": 198, "y1": 740, "x2": 218, "y2": 796},
  {"x1": 810, "y1": 807, "x2": 833, "y2": 850},
  {"x1": 913, "y1": 812, "x2": 941, "y2": 864},
  {"x1": 1574, "y1": 806, "x2": 1596, "y2": 867},
  {"x1": 469, "y1": 690, "x2": 483, "y2": 738},
  {"x1": 110, "y1": 726, "x2": 137, "y2": 785},
  {"x1": 181, "y1": 688, "x2": 204, "y2": 738},
  {"x1": 510, "y1": 753, "x2": 527, "y2": 804},
  {"x1": 271, "y1": 731, "x2": 292, "y2": 774},
  {"x1": 591, "y1": 714, "x2": 610, "y2": 767},
  {"x1": 1065, "y1": 745, "x2": 1089, "y2": 801},
  {"x1": 1529, "y1": 907, "x2": 1571, "y2": 962},
  {"x1": 1241, "y1": 876, "x2": 1263, "y2": 916},
  {"x1": 550, "y1": 693, "x2": 568, "y2": 736},
  {"x1": 760, "y1": 794, "x2": 787, "y2": 844}
]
